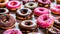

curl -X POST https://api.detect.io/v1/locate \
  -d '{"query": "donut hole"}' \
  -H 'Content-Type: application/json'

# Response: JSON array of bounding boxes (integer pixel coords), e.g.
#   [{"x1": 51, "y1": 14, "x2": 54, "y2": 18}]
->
[
  {"x1": 0, "y1": 9, "x2": 5, "y2": 13},
  {"x1": 0, "y1": 0, "x2": 5, "y2": 3},
  {"x1": 25, "y1": 22, "x2": 32, "y2": 26},
  {"x1": 43, "y1": 16, "x2": 49, "y2": 21},
  {"x1": 42, "y1": 0, "x2": 46, "y2": 2},
  {"x1": 29, "y1": 4, "x2": 33, "y2": 6},
  {"x1": 11, "y1": 2, "x2": 17, "y2": 6},
  {"x1": 20, "y1": 9, "x2": 28, "y2": 14},
  {"x1": 39, "y1": 9, "x2": 44, "y2": 11}
]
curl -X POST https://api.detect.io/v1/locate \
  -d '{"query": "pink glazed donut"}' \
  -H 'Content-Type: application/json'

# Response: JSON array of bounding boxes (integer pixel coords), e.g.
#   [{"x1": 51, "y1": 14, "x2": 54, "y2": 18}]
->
[
  {"x1": 34, "y1": 7, "x2": 49, "y2": 16},
  {"x1": 50, "y1": 5, "x2": 60, "y2": 14},
  {"x1": 37, "y1": 14, "x2": 54, "y2": 28},
  {"x1": 3, "y1": 29, "x2": 22, "y2": 34},
  {"x1": 6, "y1": 1, "x2": 21, "y2": 11}
]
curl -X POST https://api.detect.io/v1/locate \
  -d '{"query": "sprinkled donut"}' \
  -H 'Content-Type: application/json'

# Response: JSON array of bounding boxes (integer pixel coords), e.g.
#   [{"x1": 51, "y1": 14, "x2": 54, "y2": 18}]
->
[
  {"x1": 37, "y1": 14, "x2": 54, "y2": 28},
  {"x1": 34, "y1": 7, "x2": 49, "y2": 16},
  {"x1": 3, "y1": 29, "x2": 22, "y2": 34},
  {"x1": 6, "y1": 1, "x2": 21, "y2": 11},
  {"x1": 0, "y1": 0, "x2": 9, "y2": 8},
  {"x1": 0, "y1": 14, "x2": 16, "y2": 29},
  {"x1": 50, "y1": 5, "x2": 60, "y2": 14}
]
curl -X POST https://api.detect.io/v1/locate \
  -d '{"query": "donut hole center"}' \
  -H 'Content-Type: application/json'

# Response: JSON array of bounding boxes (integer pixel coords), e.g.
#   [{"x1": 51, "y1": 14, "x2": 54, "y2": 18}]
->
[
  {"x1": 29, "y1": 4, "x2": 33, "y2": 6},
  {"x1": 25, "y1": 22, "x2": 32, "y2": 26},
  {"x1": 0, "y1": 9, "x2": 5, "y2": 13},
  {"x1": 0, "y1": 0, "x2": 5, "y2": 3},
  {"x1": 39, "y1": 9, "x2": 44, "y2": 11},
  {"x1": 42, "y1": 0, "x2": 46, "y2": 2},
  {"x1": 11, "y1": 2, "x2": 17, "y2": 6},
  {"x1": 43, "y1": 16, "x2": 49, "y2": 21},
  {"x1": 21, "y1": 9, "x2": 28, "y2": 14}
]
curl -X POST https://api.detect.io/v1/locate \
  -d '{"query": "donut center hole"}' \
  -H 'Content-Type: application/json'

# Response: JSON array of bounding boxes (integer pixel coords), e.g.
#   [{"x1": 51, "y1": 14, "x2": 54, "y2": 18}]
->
[
  {"x1": 25, "y1": 22, "x2": 32, "y2": 26},
  {"x1": 42, "y1": 0, "x2": 46, "y2": 2},
  {"x1": 43, "y1": 16, "x2": 49, "y2": 21},
  {"x1": 29, "y1": 4, "x2": 33, "y2": 6},
  {"x1": 21, "y1": 9, "x2": 28, "y2": 14},
  {"x1": 11, "y1": 2, "x2": 17, "y2": 6},
  {"x1": 0, "y1": 9, "x2": 5, "y2": 13},
  {"x1": 39, "y1": 9, "x2": 44, "y2": 11},
  {"x1": 0, "y1": 0, "x2": 5, "y2": 3}
]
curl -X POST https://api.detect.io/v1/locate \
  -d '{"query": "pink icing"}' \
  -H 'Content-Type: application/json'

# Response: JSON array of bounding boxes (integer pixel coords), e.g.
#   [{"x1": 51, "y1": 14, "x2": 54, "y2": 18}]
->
[
  {"x1": 50, "y1": 5, "x2": 60, "y2": 14},
  {"x1": 6, "y1": 1, "x2": 21, "y2": 9},
  {"x1": 38, "y1": 0, "x2": 51, "y2": 4},
  {"x1": 3, "y1": 29, "x2": 22, "y2": 34},
  {"x1": 34, "y1": 7, "x2": 49, "y2": 16},
  {"x1": 37, "y1": 14, "x2": 54, "y2": 28}
]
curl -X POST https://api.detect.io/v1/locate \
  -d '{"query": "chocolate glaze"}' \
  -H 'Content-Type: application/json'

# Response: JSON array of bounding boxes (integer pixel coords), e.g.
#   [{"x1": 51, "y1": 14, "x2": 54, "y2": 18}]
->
[{"x1": 0, "y1": 14, "x2": 15, "y2": 29}]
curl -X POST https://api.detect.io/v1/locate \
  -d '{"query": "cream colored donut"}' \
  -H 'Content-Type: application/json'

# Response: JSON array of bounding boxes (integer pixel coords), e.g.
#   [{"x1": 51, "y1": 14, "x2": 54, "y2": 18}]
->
[{"x1": 0, "y1": 0, "x2": 9, "y2": 8}]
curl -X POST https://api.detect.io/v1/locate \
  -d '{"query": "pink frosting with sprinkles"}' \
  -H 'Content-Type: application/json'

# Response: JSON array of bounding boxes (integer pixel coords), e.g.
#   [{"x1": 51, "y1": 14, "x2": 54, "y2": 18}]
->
[
  {"x1": 34, "y1": 7, "x2": 49, "y2": 16},
  {"x1": 50, "y1": 5, "x2": 60, "y2": 14},
  {"x1": 37, "y1": 14, "x2": 54, "y2": 28},
  {"x1": 38, "y1": 0, "x2": 51, "y2": 4},
  {"x1": 6, "y1": 1, "x2": 21, "y2": 9},
  {"x1": 3, "y1": 29, "x2": 22, "y2": 34}
]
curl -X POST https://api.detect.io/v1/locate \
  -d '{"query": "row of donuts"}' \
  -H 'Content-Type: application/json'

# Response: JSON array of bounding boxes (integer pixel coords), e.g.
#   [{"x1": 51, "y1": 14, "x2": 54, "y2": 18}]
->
[{"x1": 0, "y1": 0, "x2": 60, "y2": 34}]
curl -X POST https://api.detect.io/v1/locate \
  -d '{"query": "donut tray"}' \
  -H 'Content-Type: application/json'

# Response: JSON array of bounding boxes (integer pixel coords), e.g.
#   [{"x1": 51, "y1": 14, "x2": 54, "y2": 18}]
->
[{"x1": 0, "y1": 0, "x2": 60, "y2": 34}]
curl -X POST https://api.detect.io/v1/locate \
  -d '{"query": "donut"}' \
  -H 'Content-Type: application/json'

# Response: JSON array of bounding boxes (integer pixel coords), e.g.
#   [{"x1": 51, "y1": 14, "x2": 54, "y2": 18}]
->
[
  {"x1": 50, "y1": 5, "x2": 60, "y2": 14},
  {"x1": 16, "y1": 8, "x2": 32, "y2": 20},
  {"x1": 34, "y1": 7, "x2": 49, "y2": 16},
  {"x1": 37, "y1": 14, "x2": 54, "y2": 28},
  {"x1": 3, "y1": 29, "x2": 22, "y2": 34},
  {"x1": 19, "y1": 20, "x2": 37, "y2": 33},
  {"x1": 47, "y1": 27, "x2": 60, "y2": 34},
  {"x1": 25, "y1": 2, "x2": 38, "y2": 10},
  {"x1": 6, "y1": 1, "x2": 21, "y2": 11},
  {"x1": 0, "y1": 14, "x2": 16, "y2": 29},
  {"x1": 54, "y1": 16, "x2": 60, "y2": 29},
  {"x1": 0, "y1": 0, "x2": 9, "y2": 8},
  {"x1": 0, "y1": 8, "x2": 9, "y2": 14},
  {"x1": 38, "y1": 0, "x2": 51, "y2": 8},
  {"x1": 56, "y1": 0, "x2": 60, "y2": 4}
]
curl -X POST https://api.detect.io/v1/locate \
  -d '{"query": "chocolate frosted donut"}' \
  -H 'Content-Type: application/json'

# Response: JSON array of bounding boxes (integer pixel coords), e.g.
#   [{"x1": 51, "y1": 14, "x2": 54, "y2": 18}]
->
[
  {"x1": 0, "y1": 8, "x2": 9, "y2": 14},
  {"x1": 38, "y1": 0, "x2": 51, "y2": 8},
  {"x1": 47, "y1": 27, "x2": 60, "y2": 34},
  {"x1": 54, "y1": 16, "x2": 60, "y2": 29},
  {"x1": 0, "y1": 14, "x2": 16, "y2": 29},
  {"x1": 19, "y1": 20, "x2": 37, "y2": 33},
  {"x1": 0, "y1": 0, "x2": 9, "y2": 8},
  {"x1": 16, "y1": 8, "x2": 32, "y2": 20}
]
